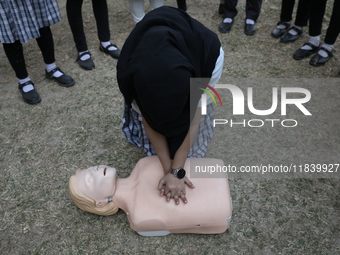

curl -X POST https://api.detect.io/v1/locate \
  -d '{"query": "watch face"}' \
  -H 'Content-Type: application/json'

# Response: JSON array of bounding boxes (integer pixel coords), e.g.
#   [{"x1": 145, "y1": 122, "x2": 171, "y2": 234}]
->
[{"x1": 177, "y1": 169, "x2": 186, "y2": 179}]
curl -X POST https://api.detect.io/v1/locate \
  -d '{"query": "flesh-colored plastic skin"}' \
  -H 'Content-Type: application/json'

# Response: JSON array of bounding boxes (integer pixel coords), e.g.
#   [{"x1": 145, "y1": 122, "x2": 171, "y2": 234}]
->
[{"x1": 73, "y1": 156, "x2": 232, "y2": 234}]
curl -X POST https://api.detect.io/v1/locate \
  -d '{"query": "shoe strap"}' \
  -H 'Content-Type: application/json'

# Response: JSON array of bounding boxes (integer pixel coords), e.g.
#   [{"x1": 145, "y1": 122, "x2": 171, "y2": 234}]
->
[
  {"x1": 102, "y1": 43, "x2": 117, "y2": 51},
  {"x1": 277, "y1": 21, "x2": 290, "y2": 28},
  {"x1": 76, "y1": 51, "x2": 91, "y2": 61},
  {"x1": 289, "y1": 26, "x2": 302, "y2": 34},
  {"x1": 47, "y1": 67, "x2": 62, "y2": 76},
  {"x1": 303, "y1": 42, "x2": 319, "y2": 50},
  {"x1": 319, "y1": 47, "x2": 333, "y2": 57},
  {"x1": 18, "y1": 81, "x2": 34, "y2": 90}
]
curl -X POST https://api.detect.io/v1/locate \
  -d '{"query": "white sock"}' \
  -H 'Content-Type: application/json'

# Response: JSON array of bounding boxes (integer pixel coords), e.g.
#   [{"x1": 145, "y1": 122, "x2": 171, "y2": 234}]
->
[
  {"x1": 288, "y1": 25, "x2": 302, "y2": 35},
  {"x1": 19, "y1": 77, "x2": 34, "y2": 92},
  {"x1": 45, "y1": 63, "x2": 63, "y2": 78},
  {"x1": 277, "y1": 22, "x2": 290, "y2": 29},
  {"x1": 101, "y1": 41, "x2": 117, "y2": 51},
  {"x1": 223, "y1": 18, "x2": 233, "y2": 23},
  {"x1": 246, "y1": 19, "x2": 255, "y2": 25},
  {"x1": 319, "y1": 43, "x2": 333, "y2": 57},
  {"x1": 301, "y1": 36, "x2": 320, "y2": 50},
  {"x1": 79, "y1": 50, "x2": 91, "y2": 61}
]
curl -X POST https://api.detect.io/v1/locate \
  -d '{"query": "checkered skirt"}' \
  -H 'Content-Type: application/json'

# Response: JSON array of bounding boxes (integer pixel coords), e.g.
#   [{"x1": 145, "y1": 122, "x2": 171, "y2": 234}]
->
[
  {"x1": 0, "y1": 0, "x2": 61, "y2": 43},
  {"x1": 122, "y1": 103, "x2": 215, "y2": 158}
]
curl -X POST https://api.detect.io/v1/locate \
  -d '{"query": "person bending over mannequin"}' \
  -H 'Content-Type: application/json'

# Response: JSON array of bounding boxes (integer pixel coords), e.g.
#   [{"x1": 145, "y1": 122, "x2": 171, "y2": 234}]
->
[
  {"x1": 117, "y1": 6, "x2": 224, "y2": 205},
  {"x1": 69, "y1": 156, "x2": 232, "y2": 236}
]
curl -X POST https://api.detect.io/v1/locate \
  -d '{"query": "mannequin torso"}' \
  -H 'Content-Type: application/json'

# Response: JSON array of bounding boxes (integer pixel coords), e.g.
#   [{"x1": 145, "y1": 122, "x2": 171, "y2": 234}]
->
[{"x1": 113, "y1": 156, "x2": 232, "y2": 235}]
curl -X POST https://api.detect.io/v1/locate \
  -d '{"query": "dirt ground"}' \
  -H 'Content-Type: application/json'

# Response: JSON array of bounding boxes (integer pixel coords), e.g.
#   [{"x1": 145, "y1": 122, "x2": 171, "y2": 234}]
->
[{"x1": 0, "y1": 0, "x2": 339, "y2": 254}]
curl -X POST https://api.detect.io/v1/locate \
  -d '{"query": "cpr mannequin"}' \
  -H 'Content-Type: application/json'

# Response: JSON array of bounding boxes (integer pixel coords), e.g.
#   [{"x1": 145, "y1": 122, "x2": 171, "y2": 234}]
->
[{"x1": 68, "y1": 156, "x2": 232, "y2": 236}]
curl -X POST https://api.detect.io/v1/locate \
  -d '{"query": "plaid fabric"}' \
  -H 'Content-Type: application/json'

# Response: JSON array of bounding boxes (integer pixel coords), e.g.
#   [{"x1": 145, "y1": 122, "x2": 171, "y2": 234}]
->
[
  {"x1": 0, "y1": 0, "x2": 61, "y2": 43},
  {"x1": 122, "y1": 103, "x2": 214, "y2": 158}
]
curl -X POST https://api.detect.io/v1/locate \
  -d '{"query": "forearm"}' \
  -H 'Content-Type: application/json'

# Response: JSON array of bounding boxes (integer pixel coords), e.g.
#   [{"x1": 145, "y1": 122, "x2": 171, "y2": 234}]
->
[
  {"x1": 142, "y1": 108, "x2": 201, "y2": 173},
  {"x1": 142, "y1": 117, "x2": 172, "y2": 174},
  {"x1": 172, "y1": 108, "x2": 201, "y2": 169}
]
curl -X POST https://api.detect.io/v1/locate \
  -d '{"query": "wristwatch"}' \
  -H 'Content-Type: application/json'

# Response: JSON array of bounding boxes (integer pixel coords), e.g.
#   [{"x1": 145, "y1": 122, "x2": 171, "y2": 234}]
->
[{"x1": 170, "y1": 168, "x2": 186, "y2": 179}]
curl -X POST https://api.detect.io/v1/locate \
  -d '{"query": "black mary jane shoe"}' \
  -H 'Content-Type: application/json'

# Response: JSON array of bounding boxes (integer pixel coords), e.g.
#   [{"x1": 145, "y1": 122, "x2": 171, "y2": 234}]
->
[
  {"x1": 18, "y1": 81, "x2": 41, "y2": 105},
  {"x1": 280, "y1": 26, "x2": 302, "y2": 43},
  {"x1": 244, "y1": 23, "x2": 257, "y2": 36},
  {"x1": 271, "y1": 21, "x2": 290, "y2": 38},
  {"x1": 293, "y1": 43, "x2": 319, "y2": 60},
  {"x1": 218, "y1": 20, "x2": 233, "y2": 34},
  {"x1": 76, "y1": 52, "x2": 95, "y2": 70},
  {"x1": 45, "y1": 67, "x2": 75, "y2": 87},
  {"x1": 99, "y1": 43, "x2": 121, "y2": 59},
  {"x1": 309, "y1": 47, "x2": 333, "y2": 67}
]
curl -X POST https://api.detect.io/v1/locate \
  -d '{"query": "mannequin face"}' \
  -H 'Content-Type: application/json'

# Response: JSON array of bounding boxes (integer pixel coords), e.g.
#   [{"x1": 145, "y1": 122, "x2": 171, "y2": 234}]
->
[{"x1": 76, "y1": 165, "x2": 117, "y2": 207}]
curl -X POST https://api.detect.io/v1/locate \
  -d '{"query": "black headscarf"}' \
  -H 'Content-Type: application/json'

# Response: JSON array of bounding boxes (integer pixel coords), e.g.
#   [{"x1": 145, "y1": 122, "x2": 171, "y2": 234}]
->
[{"x1": 117, "y1": 6, "x2": 221, "y2": 159}]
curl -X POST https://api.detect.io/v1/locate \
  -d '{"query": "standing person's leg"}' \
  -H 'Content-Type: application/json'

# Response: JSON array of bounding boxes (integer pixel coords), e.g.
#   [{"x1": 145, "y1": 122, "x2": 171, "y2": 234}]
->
[
  {"x1": 149, "y1": 0, "x2": 164, "y2": 10},
  {"x1": 323, "y1": 0, "x2": 340, "y2": 45},
  {"x1": 66, "y1": 0, "x2": 87, "y2": 52},
  {"x1": 3, "y1": 41, "x2": 41, "y2": 104},
  {"x1": 222, "y1": 0, "x2": 238, "y2": 19},
  {"x1": 293, "y1": 0, "x2": 327, "y2": 60},
  {"x1": 280, "y1": 0, "x2": 296, "y2": 22},
  {"x1": 3, "y1": 41, "x2": 28, "y2": 80},
  {"x1": 128, "y1": 0, "x2": 145, "y2": 24},
  {"x1": 271, "y1": 0, "x2": 295, "y2": 38},
  {"x1": 281, "y1": 0, "x2": 310, "y2": 43},
  {"x1": 308, "y1": 0, "x2": 327, "y2": 37},
  {"x1": 93, "y1": 0, "x2": 121, "y2": 59},
  {"x1": 66, "y1": 0, "x2": 95, "y2": 70},
  {"x1": 310, "y1": 0, "x2": 340, "y2": 66},
  {"x1": 294, "y1": 0, "x2": 309, "y2": 27},
  {"x1": 37, "y1": 26, "x2": 75, "y2": 87},
  {"x1": 244, "y1": 0, "x2": 263, "y2": 35},
  {"x1": 219, "y1": 0, "x2": 225, "y2": 14},
  {"x1": 176, "y1": 0, "x2": 187, "y2": 11},
  {"x1": 218, "y1": 0, "x2": 238, "y2": 33}
]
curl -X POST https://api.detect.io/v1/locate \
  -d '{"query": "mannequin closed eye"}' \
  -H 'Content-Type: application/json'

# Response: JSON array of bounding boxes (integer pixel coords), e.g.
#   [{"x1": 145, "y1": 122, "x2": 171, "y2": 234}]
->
[{"x1": 79, "y1": 166, "x2": 117, "y2": 203}]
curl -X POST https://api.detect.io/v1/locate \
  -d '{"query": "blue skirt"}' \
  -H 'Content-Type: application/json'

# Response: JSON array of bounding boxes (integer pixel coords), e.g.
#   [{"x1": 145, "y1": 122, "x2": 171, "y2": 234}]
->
[{"x1": 122, "y1": 103, "x2": 215, "y2": 158}]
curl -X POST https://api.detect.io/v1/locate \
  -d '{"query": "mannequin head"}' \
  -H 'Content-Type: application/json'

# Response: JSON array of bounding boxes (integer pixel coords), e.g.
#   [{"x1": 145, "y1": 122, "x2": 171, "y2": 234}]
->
[{"x1": 68, "y1": 166, "x2": 119, "y2": 216}]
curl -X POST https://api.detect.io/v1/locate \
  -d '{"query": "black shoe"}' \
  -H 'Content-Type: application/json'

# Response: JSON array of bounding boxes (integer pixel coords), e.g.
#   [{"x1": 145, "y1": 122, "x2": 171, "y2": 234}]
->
[
  {"x1": 244, "y1": 23, "x2": 257, "y2": 36},
  {"x1": 293, "y1": 43, "x2": 319, "y2": 60},
  {"x1": 218, "y1": 20, "x2": 233, "y2": 33},
  {"x1": 18, "y1": 81, "x2": 41, "y2": 105},
  {"x1": 99, "y1": 43, "x2": 121, "y2": 59},
  {"x1": 45, "y1": 67, "x2": 75, "y2": 87},
  {"x1": 280, "y1": 26, "x2": 302, "y2": 43},
  {"x1": 309, "y1": 47, "x2": 333, "y2": 66},
  {"x1": 271, "y1": 21, "x2": 290, "y2": 38},
  {"x1": 218, "y1": 3, "x2": 224, "y2": 15},
  {"x1": 76, "y1": 52, "x2": 95, "y2": 70}
]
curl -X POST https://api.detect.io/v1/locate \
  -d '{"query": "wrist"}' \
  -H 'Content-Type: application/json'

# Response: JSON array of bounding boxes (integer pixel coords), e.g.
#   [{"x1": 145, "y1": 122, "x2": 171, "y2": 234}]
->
[{"x1": 169, "y1": 168, "x2": 186, "y2": 179}]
